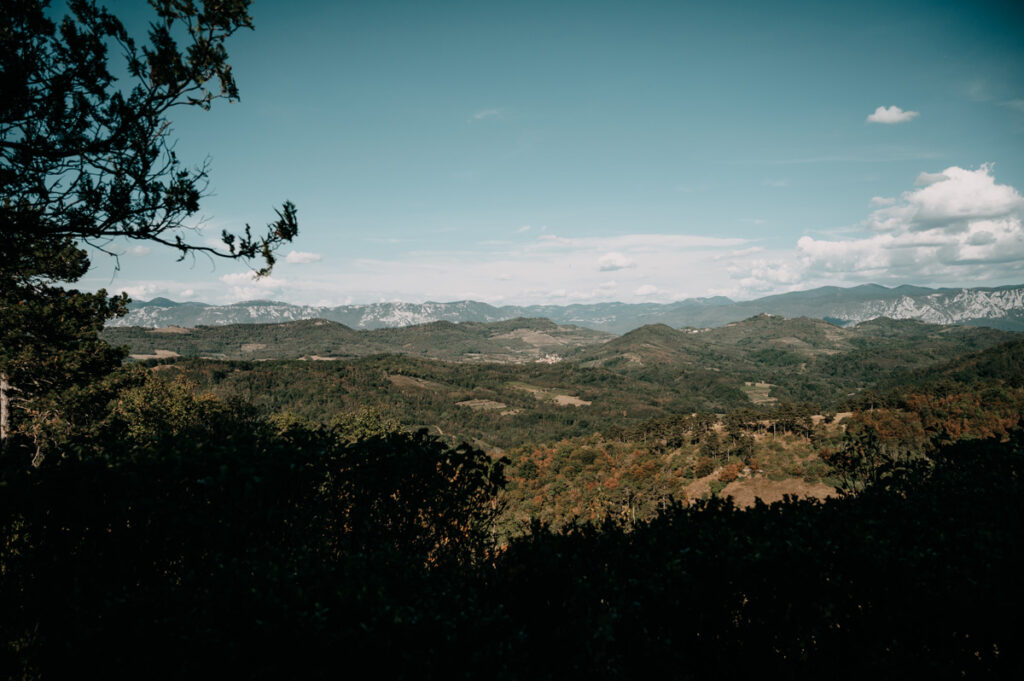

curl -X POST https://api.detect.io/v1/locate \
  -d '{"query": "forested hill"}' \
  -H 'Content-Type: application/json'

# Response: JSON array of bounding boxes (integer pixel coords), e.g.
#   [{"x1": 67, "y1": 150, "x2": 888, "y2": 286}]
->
[
  {"x1": 104, "y1": 313, "x2": 1017, "y2": 368},
  {"x1": 109, "y1": 283, "x2": 1024, "y2": 333},
  {"x1": 114, "y1": 316, "x2": 1021, "y2": 449},
  {"x1": 102, "y1": 317, "x2": 612, "y2": 363}
]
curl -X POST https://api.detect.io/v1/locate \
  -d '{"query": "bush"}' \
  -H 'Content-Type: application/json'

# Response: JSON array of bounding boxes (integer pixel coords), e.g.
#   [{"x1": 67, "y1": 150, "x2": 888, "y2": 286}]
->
[
  {"x1": 693, "y1": 456, "x2": 716, "y2": 478},
  {"x1": 717, "y1": 463, "x2": 742, "y2": 484}
]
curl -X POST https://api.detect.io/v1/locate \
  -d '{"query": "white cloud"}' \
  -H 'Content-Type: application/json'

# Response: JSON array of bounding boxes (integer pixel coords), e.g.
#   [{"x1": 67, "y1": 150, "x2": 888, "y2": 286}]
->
[
  {"x1": 797, "y1": 218, "x2": 1024, "y2": 276},
  {"x1": 865, "y1": 164, "x2": 1024, "y2": 232},
  {"x1": 728, "y1": 259, "x2": 802, "y2": 294},
  {"x1": 536, "y1": 233, "x2": 745, "y2": 252},
  {"x1": 218, "y1": 272, "x2": 288, "y2": 300},
  {"x1": 598, "y1": 252, "x2": 636, "y2": 271},
  {"x1": 471, "y1": 108, "x2": 501, "y2": 120},
  {"x1": 517, "y1": 225, "x2": 532, "y2": 233},
  {"x1": 565, "y1": 281, "x2": 620, "y2": 301},
  {"x1": 285, "y1": 250, "x2": 322, "y2": 264},
  {"x1": 633, "y1": 284, "x2": 660, "y2": 297},
  {"x1": 716, "y1": 246, "x2": 765, "y2": 260},
  {"x1": 101, "y1": 279, "x2": 222, "y2": 303},
  {"x1": 867, "y1": 105, "x2": 919, "y2": 124},
  {"x1": 763, "y1": 178, "x2": 790, "y2": 188},
  {"x1": 702, "y1": 164, "x2": 1024, "y2": 298},
  {"x1": 914, "y1": 171, "x2": 947, "y2": 186},
  {"x1": 118, "y1": 284, "x2": 161, "y2": 300},
  {"x1": 220, "y1": 272, "x2": 259, "y2": 286},
  {"x1": 795, "y1": 164, "x2": 1024, "y2": 284},
  {"x1": 124, "y1": 245, "x2": 151, "y2": 257}
]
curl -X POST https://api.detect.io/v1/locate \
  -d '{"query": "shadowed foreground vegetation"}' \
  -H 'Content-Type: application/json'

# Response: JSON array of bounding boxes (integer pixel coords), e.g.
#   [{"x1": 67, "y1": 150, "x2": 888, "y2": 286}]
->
[{"x1": 2, "y1": 373, "x2": 1022, "y2": 678}]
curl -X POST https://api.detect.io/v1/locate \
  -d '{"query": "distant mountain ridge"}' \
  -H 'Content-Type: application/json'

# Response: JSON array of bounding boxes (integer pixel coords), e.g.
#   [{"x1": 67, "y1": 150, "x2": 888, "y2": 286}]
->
[{"x1": 108, "y1": 283, "x2": 1024, "y2": 334}]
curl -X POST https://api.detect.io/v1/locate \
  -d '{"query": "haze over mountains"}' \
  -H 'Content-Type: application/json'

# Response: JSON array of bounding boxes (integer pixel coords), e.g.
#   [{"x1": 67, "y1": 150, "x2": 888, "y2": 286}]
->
[{"x1": 110, "y1": 283, "x2": 1024, "y2": 333}]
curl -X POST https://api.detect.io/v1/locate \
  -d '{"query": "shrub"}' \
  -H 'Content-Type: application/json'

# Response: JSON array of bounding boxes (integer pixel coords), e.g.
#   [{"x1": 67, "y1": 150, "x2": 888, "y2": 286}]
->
[
  {"x1": 693, "y1": 456, "x2": 716, "y2": 478},
  {"x1": 717, "y1": 463, "x2": 742, "y2": 484}
]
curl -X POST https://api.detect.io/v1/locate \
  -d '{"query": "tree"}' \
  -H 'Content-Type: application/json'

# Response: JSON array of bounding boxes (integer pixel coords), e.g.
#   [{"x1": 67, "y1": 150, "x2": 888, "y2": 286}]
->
[
  {"x1": 1, "y1": 0, "x2": 297, "y2": 271},
  {"x1": 0, "y1": 277, "x2": 127, "y2": 463},
  {"x1": 1, "y1": 0, "x2": 298, "y2": 454},
  {"x1": 0, "y1": 224, "x2": 129, "y2": 458}
]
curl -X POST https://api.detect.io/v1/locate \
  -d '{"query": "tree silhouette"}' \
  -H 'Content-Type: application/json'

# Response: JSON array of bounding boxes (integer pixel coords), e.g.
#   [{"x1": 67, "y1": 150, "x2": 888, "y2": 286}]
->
[
  {"x1": 1, "y1": 0, "x2": 297, "y2": 271},
  {"x1": 1, "y1": 0, "x2": 298, "y2": 454}
]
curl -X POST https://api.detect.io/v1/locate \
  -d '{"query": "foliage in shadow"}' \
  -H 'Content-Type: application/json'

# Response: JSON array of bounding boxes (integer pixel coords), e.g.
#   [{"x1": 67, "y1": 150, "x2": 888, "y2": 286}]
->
[{"x1": 1, "y1": 403, "x2": 1021, "y2": 678}]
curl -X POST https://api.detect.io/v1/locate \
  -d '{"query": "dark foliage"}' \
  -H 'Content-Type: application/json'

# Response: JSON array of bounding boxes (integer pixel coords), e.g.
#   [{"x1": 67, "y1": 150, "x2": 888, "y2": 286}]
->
[
  {"x1": 490, "y1": 432, "x2": 1023, "y2": 678},
  {"x1": 0, "y1": 411, "x2": 504, "y2": 678},
  {"x1": 2, "y1": 409, "x2": 1020, "y2": 678}
]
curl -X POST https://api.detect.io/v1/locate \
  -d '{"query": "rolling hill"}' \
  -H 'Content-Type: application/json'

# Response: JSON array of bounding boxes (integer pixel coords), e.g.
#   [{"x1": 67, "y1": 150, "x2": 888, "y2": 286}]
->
[
  {"x1": 110, "y1": 315, "x2": 1021, "y2": 448},
  {"x1": 102, "y1": 317, "x2": 612, "y2": 363}
]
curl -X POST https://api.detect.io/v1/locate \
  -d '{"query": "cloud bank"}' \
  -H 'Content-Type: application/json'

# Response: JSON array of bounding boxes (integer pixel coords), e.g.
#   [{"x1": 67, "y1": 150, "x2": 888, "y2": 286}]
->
[
  {"x1": 796, "y1": 164, "x2": 1024, "y2": 283},
  {"x1": 101, "y1": 166, "x2": 1024, "y2": 307}
]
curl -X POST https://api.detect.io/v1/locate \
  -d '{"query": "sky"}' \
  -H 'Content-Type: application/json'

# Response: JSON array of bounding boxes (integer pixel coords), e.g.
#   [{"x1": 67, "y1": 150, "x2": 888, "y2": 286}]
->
[{"x1": 80, "y1": 0, "x2": 1024, "y2": 306}]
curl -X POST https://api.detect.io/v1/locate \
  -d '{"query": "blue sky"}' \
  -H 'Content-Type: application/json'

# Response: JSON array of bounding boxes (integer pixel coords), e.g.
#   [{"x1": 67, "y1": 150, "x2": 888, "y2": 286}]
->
[{"x1": 83, "y1": 0, "x2": 1024, "y2": 305}]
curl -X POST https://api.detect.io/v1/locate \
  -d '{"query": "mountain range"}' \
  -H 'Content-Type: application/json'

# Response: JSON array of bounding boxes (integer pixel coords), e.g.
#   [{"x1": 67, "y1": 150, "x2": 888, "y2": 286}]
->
[{"x1": 108, "y1": 283, "x2": 1024, "y2": 334}]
